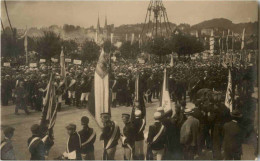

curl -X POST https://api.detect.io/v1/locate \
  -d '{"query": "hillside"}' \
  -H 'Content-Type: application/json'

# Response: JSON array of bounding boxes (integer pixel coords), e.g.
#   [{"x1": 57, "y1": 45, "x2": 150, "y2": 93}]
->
[{"x1": 191, "y1": 18, "x2": 258, "y2": 35}]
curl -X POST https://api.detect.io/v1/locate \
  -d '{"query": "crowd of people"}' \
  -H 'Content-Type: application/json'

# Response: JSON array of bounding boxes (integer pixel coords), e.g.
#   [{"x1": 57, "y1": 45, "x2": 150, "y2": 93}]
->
[{"x1": 1, "y1": 51, "x2": 258, "y2": 160}]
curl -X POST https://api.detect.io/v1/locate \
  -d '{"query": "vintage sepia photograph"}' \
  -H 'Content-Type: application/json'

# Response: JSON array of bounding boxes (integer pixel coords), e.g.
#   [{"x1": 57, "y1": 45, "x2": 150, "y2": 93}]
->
[{"x1": 0, "y1": 0, "x2": 259, "y2": 160}]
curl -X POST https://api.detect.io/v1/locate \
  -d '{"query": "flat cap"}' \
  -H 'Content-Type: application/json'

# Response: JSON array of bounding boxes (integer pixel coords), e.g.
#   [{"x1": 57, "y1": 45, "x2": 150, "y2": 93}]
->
[
  {"x1": 184, "y1": 108, "x2": 194, "y2": 115},
  {"x1": 154, "y1": 112, "x2": 163, "y2": 120},
  {"x1": 100, "y1": 113, "x2": 111, "y2": 117},
  {"x1": 122, "y1": 113, "x2": 130, "y2": 118},
  {"x1": 66, "y1": 123, "x2": 76, "y2": 130},
  {"x1": 156, "y1": 107, "x2": 164, "y2": 112},
  {"x1": 135, "y1": 110, "x2": 142, "y2": 117}
]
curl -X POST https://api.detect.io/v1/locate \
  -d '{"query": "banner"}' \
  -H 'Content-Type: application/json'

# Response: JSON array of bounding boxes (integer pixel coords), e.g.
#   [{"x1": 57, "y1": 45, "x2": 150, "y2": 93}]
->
[
  {"x1": 51, "y1": 58, "x2": 58, "y2": 63},
  {"x1": 225, "y1": 69, "x2": 233, "y2": 112},
  {"x1": 73, "y1": 60, "x2": 82, "y2": 65},
  {"x1": 65, "y1": 58, "x2": 72, "y2": 63},
  {"x1": 40, "y1": 59, "x2": 46, "y2": 63},
  {"x1": 3, "y1": 62, "x2": 10, "y2": 67},
  {"x1": 138, "y1": 58, "x2": 145, "y2": 64},
  {"x1": 88, "y1": 49, "x2": 110, "y2": 127},
  {"x1": 29, "y1": 63, "x2": 37, "y2": 68},
  {"x1": 160, "y1": 68, "x2": 171, "y2": 112}
]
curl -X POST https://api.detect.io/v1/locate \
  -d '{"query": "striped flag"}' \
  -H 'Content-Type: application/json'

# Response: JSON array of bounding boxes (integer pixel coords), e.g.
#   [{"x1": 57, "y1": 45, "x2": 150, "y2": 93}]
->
[
  {"x1": 41, "y1": 73, "x2": 59, "y2": 129},
  {"x1": 160, "y1": 68, "x2": 171, "y2": 111},
  {"x1": 225, "y1": 69, "x2": 233, "y2": 112},
  {"x1": 131, "y1": 73, "x2": 146, "y2": 121},
  {"x1": 88, "y1": 49, "x2": 110, "y2": 127}
]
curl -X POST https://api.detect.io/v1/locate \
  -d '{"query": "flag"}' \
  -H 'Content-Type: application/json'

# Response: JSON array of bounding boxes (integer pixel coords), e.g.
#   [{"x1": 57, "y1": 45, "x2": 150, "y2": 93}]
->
[
  {"x1": 110, "y1": 33, "x2": 114, "y2": 44},
  {"x1": 88, "y1": 49, "x2": 110, "y2": 127},
  {"x1": 241, "y1": 28, "x2": 245, "y2": 50},
  {"x1": 41, "y1": 73, "x2": 58, "y2": 129},
  {"x1": 131, "y1": 73, "x2": 146, "y2": 121},
  {"x1": 160, "y1": 68, "x2": 171, "y2": 111},
  {"x1": 60, "y1": 47, "x2": 66, "y2": 78},
  {"x1": 226, "y1": 29, "x2": 230, "y2": 51},
  {"x1": 131, "y1": 33, "x2": 135, "y2": 45},
  {"x1": 225, "y1": 69, "x2": 233, "y2": 112},
  {"x1": 170, "y1": 54, "x2": 174, "y2": 67}
]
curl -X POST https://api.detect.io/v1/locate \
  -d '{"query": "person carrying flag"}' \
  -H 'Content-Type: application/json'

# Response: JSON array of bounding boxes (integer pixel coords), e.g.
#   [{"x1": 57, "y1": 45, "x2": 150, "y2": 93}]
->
[{"x1": 100, "y1": 113, "x2": 120, "y2": 160}]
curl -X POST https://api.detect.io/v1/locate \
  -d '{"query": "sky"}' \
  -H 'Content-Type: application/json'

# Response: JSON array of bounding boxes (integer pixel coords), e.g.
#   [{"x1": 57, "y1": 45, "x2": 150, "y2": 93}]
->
[{"x1": 1, "y1": 0, "x2": 258, "y2": 29}]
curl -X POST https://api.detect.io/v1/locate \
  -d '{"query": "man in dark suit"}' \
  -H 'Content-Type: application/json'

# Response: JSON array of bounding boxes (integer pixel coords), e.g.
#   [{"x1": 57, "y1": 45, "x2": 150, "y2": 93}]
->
[
  {"x1": 180, "y1": 108, "x2": 200, "y2": 160},
  {"x1": 121, "y1": 113, "x2": 135, "y2": 160},
  {"x1": 78, "y1": 116, "x2": 96, "y2": 160},
  {"x1": 133, "y1": 110, "x2": 145, "y2": 160},
  {"x1": 28, "y1": 124, "x2": 45, "y2": 160},
  {"x1": 62, "y1": 124, "x2": 82, "y2": 160},
  {"x1": 147, "y1": 112, "x2": 166, "y2": 160},
  {"x1": 100, "y1": 113, "x2": 120, "y2": 160},
  {"x1": 1, "y1": 126, "x2": 16, "y2": 160},
  {"x1": 15, "y1": 80, "x2": 30, "y2": 115},
  {"x1": 223, "y1": 109, "x2": 243, "y2": 160}
]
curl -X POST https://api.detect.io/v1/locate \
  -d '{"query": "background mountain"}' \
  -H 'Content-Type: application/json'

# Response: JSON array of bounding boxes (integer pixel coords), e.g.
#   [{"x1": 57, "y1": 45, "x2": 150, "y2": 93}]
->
[{"x1": 191, "y1": 18, "x2": 258, "y2": 35}]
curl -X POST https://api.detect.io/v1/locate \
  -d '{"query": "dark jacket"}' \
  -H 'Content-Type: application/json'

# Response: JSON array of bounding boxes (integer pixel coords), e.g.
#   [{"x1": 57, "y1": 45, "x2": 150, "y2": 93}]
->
[
  {"x1": 78, "y1": 127, "x2": 96, "y2": 153},
  {"x1": 180, "y1": 116, "x2": 200, "y2": 147},
  {"x1": 223, "y1": 120, "x2": 243, "y2": 155},
  {"x1": 1, "y1": 138, "x2": 16, "y2": 160},
  {"x1": 27, "y1": 135, "x2": 45, "y2": 160},
  {"x1": 133, "y1": 118, "x2": 145, "y2": 141},
  {"x1": 66, "y1": 132, "x2": 82, "y2": 160},
  {"x1": 147, "y1": 122, "x2": 166, "y2": 150},
  {"x1": 122, "y1": 122, "x2": 135, "y2": 148},
  {"x1": 100, "y1": 121, "x2": 120, "y2": 149}
]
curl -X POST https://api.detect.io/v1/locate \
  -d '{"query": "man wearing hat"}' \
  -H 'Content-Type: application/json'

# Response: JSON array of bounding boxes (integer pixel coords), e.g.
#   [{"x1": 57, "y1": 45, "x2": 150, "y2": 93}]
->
[
  {"x1": 78, "y1": 116, "x2": 96, "y2": 160},
  {"x1": 180, "y1": 108, "x2": 200, "y2": 160},
  {"x1": 15, "y1": 80, "x2": 30, "y2": 115},
  {"x1": 1, "y1": 126, "x2": 16, "y2": 160},
  {"x1": 28, "y1": 124, "x2": 45, "y2": 160},
  {"x1": 147, "y1": 111, "x2": 166, "y2": 160},
  {"x1": 223, "y1": 109, "x2": 243, "y2": 160},
  {"x1": 133, "y1": 109, "x2": 145, "y2": 160},
  {"x1": 121, "y1": 113, "x2": 135, "y2": 160},
  {"x1": 63, "y1": 124, "x2": 82, "y2": 160},
  {"x1": 100, "y1": 113, "x2": 120, "y2": 160}
]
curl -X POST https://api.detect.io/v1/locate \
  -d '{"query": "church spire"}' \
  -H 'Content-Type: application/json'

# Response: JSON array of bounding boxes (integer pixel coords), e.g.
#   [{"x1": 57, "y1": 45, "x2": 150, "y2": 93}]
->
[{"x1": 104, "y1": 15, "x2": 107, "y2": 29}]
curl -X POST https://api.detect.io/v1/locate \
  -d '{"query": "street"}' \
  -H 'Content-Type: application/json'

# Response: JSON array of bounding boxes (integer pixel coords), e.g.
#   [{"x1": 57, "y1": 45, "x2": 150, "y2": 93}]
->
[{"x1": 1, "y1": 98, "x2": 256, "y2": 160}]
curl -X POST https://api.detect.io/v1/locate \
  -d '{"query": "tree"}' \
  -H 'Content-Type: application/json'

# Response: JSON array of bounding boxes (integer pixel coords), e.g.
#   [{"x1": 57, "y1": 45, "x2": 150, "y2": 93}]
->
[
  {"x1": 103, "y1": 40, "x2": 116, "y2": 53},
  {"x1": 143, "y1": 36, "x2": 172, "y2": 62},
  {"x1": 36, "y1": 31, "x2": 61, "y2": 61},
  {"x1": 1, "y1": 27, "x2": 21, "y2": 58},
  {"x1": 119, "y1": 41, "x2": 140, "y2": 60},
  {"x1": 61, "y1": 39, "x2": 78, "y2": 56},
  {"x1": 170, "y1": 33, "x2": 204, "y2": 57},
  {"x1": 81, "y1": 40, "x2": 100, "y2": 62}
]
